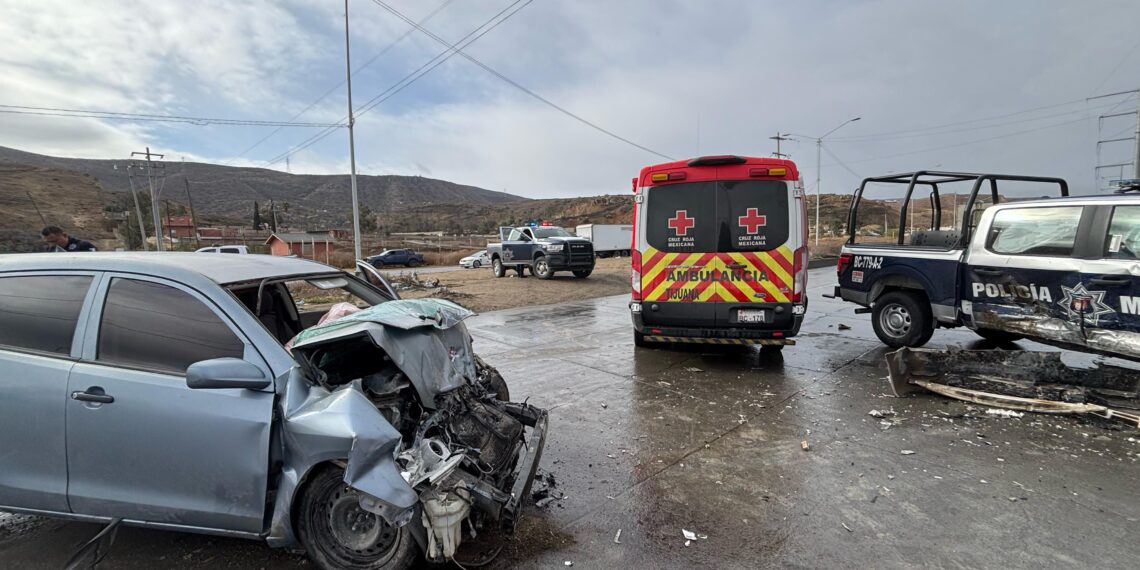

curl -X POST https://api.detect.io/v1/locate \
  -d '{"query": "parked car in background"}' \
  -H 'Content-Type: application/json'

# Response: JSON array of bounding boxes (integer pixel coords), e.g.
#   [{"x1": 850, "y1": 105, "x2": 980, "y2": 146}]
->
[
  {"x1": 367, "y1": 248, "x2": 424, "y2": 268},
  {"x1": 459, "y1": 249, "x2": 491, "y2": 268},
  {"x1": 0, "y1": 252, "x2": 547, "y2": 569},
  {"x1": 195, "y1": 245, "x2": 249, "y2": 254}
]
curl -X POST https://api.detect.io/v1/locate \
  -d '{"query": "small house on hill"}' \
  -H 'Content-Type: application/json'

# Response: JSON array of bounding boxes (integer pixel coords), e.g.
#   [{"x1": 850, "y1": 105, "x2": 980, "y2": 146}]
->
[{"x1": 265, "y1": 232, "x2": 339, "y2": 259}]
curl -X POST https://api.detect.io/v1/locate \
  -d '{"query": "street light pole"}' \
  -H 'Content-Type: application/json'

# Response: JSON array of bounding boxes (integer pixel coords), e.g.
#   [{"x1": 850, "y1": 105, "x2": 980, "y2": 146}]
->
[
  {"x1": 345, "y1": 0, "x2": 363, "y2": 262},
  {"x1": 813, "y1": 117, "x2": 860, "y2": 247}
]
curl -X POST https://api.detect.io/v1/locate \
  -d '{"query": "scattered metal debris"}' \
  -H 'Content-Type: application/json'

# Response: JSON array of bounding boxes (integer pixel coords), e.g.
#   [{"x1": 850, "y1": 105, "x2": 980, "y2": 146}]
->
[
  {"x1": 614, "y1": 529, "x2": 623, "y2": 544},
  {"x1": 868, "y1": 408, "x2": 896, "y2": 418},
  {"x1": 900, "y1": 450, "x2": 916, "y2": 455},
  {"x1": 842, "y1": 522, "x2": 853, "y2": 532},
  {"x1": 800, "y1": 440, "x2": 811, "y2": 451},
  {"x1": 838, "y1": 323, "x2": 851, "y2": 331},
  {"x1": 985, "y1": 409, "x2": 1025, "y2": 419},
  {"x1": 884, "y1": 347, "x2": 1140, "y2": 428}
]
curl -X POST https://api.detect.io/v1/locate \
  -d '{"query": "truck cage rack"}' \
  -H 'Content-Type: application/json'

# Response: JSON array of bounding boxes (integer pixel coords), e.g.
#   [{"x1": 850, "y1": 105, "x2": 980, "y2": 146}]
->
[{"x1": 846, "y1": 171, "x2": 1070, "y2": 248}]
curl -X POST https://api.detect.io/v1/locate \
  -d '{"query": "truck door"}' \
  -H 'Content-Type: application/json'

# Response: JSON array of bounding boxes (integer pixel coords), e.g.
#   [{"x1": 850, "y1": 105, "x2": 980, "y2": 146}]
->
[
  {"x1": 1081, "y1": 204, "x2": 1140, "y2": 338},
  {"x1": 639, "y1": 181, "x2": 720, "y2": 327},
  {"x1": 714, "y1": 179, "x2": 795, "y2": 329},
  {"x1": 503, "y1": 228, "x2": 532, "y2": 266},
  {"x1": 963, "y1": 205, "x2": 1087, "y2": 331}
]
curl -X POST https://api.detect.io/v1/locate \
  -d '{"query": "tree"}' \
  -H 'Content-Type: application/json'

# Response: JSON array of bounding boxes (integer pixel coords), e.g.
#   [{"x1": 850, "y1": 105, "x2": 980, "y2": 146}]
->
[{"x1": 359, "y1": 204, "x2": 377, "y2": 233}]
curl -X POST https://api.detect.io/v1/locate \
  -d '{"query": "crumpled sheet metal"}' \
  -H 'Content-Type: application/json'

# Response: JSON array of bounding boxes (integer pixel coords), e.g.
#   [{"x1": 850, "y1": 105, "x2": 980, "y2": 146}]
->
[
  {"x1": 283, "y1": 374, "x2": 417, "y2": 522},
  {"x1": 292, "y1": 298, "x2": 474, "y2": 344},
  {"x1": 973, "y1": 307, "x2": 1140, "y2": 362}
]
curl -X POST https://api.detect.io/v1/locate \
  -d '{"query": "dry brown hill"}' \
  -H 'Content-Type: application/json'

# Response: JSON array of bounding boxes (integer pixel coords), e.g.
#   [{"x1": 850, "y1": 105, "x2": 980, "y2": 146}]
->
[{"x1": 0, "y1": 163, "x2": 118, "y2": 252}]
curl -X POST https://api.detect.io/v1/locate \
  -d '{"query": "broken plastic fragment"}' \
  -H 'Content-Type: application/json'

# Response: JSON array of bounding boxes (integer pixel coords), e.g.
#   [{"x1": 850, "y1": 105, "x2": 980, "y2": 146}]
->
[
  {"x1": 614, "y1": 529, "x2": 622, "y2": 544},
  {"x1": 682, "y1": 529, "x2": 697, "y2": 541},
  {"x1": 900, "y1": 450, "x2": 916, "y2": 455}
]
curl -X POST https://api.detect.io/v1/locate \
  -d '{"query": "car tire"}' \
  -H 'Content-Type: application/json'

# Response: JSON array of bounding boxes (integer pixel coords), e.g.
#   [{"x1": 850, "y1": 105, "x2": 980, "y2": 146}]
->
[
  {"x1": 408, "y1": 260, "x2": 420, "y2": 268},
  {"x1": 371, "y1": 260, "x2": 384, "y2": 269},
  {"x1": 472, "y1": 260, "x2": 481, "y2": 268},
  {"x1": 973, "y1": 328, "x2": 1024, "y2": 344},
  {"x1": 871, "y1": 290, "x2": 935, "y2": 348},
  {"x1": 295, "y1": 466, "x2": 418, "y2": 570},
  {"x1": 634, "y1": 330, "x2": 655, "y2": 348},
  {"x1": 492, "y1": 258, "x2": 505, "y2": 278},
  {"x1": 533, "y1": 256, "x2": 553, "y2": 279},
  {"x1": 572, "y1": 270, "x2": 592, "y2": 278}
]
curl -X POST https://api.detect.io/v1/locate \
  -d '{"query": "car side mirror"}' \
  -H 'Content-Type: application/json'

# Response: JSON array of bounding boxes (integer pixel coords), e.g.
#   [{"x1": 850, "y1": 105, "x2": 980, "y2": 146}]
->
[{"x1": 186, "y1": 358, "x2": 271, "y2": 390}]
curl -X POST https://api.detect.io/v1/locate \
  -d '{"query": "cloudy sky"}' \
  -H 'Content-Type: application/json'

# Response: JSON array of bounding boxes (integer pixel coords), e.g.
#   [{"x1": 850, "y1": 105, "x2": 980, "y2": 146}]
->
[{"x1": 2, "y1": 0, "x2": 1139, "y2": 199}]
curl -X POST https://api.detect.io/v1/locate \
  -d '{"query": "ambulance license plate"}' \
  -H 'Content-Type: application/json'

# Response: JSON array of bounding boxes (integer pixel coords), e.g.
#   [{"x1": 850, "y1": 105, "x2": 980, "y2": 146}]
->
[{"x1": 737, "y1": 309, "x2": 767, "y2": 323}]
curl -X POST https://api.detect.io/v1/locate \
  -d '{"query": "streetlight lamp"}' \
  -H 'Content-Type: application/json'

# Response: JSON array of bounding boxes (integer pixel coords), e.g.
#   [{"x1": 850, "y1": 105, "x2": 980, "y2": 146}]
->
[{"x1": 810, "y1": 117, "x2": 860, "y2": 247}]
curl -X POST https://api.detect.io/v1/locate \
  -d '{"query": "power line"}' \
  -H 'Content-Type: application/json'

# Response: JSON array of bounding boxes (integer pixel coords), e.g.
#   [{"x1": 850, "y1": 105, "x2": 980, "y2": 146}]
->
[
  {"x1": 821, "y1": 144, "x2": 862, "y2": 180},
  {"x1": 0, "y1": 104, "x2": 342, "y2": 127},
  {"x1": 1091, "y1": 36, "x2": 1140, "y2": 96},
  {"x1": 262, "y1": 0, "x2": 534, "y2": 167},
  {"x1": 368, "y1": 0, "x2": 675, "y2": 161},
  {"x1": 820, "y1": 115, "x2": 1095, "y2": 168},
  {"x1": 228, "y1": 0, "x2": 457, "y2": 164}
]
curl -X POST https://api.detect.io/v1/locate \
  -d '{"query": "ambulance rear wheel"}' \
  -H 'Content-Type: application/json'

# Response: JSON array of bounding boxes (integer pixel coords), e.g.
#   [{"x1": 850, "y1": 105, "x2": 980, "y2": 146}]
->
[
  {"x1": 492, "y1": 258, "x2": 505, "y2": 278},
  {"x1": 634, "y1": 330, "x2": 654, "y2": 348},
  {"x1": 872, "y1": 291, "x2": 934, "y2": 348}
]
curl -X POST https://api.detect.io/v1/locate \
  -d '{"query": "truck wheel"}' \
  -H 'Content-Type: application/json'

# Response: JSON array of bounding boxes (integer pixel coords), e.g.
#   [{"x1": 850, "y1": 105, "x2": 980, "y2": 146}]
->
[
  {"x1": 407, "y1": 259, "x2": 420, "y2": 268},
  {"x1": 295, "y1": 466, "x2": 417, "y2": 570},
  {"x1": 371, "y1": 260, "x2": 384, "y2": 269},
  {"x1": 572, "y1": 270, "x2": 592, "y2": 278},
  {"x1": 974, "y1": 328, "x2": 1024, "y2": 344},
  {"x1": 871, "y1": 291, "x2": 934, "y2": 348},
  {"x1": 533, "y1": 256, "x2": 553, "y2": 279},
  {"x1": 492, "y1": 258, "x2": 505, "y2": 278}
]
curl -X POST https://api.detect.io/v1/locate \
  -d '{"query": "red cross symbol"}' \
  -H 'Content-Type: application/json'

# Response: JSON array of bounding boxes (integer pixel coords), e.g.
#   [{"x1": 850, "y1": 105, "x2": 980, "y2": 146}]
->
[
  {"x1": 738, "y1": 208, "x2": 767, "y2": 234},
  {"x1": 667, "y1": 210, "x2": 695, "y2": 236}
]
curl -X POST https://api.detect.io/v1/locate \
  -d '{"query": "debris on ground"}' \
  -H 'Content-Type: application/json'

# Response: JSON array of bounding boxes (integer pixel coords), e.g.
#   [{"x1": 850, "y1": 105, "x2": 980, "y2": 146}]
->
[
  {"x1": 985, "y1": 409, "x2": 1026, "y2": 419},
  {"x1": 800, "y1": 440, "x2": 811, "y2": 451},
  {"x1": 900, "y1": 450, "x2": 916, "y2": 455},
  {"x1": 842, "y1": 522, "x2": 854, "y2": 532},
  {"x1": 531, "y1": 470, "x2": 564, "y2": 508},
  {"x1": 564, "y1": 560, "x2": 573, "y2": 566},
  {"x1": 868, "y1": 408, "x2": 896, "y2": 418},
  {"x1": 884, "y1": 347, "x2": 1140, "y2": 428},
  {"x1": 685, "y1": 367, "x2": 704, "y2": 373},
  {"x1": 614, "y1": 529, "x2": 622, "y2": 544},
  {"x1": 838, "y1": 323, "x2": 852, "y2": 331},
  {"x1": 388, "y1": 272, "x2": 472, "y2": 303}
]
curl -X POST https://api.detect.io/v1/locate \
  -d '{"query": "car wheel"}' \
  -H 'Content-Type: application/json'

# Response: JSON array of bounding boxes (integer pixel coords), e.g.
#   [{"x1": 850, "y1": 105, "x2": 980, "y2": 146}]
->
[
  {"x1": 973, "y1": 328, "x2": 1024, "y2": 344},
  {"x1": 533, "y1": 256, "x2": 553, "y2": 279},
  {"x1": 408, "y1": 260, "x2": 420, "y2": 268},
  {"x1": 371, "y1": 260, "x2": 384, "y2": 269},
  {"x1": 295, "y1": 466, "x2": 417, "y2": 570},
  {"x1": 634, "y1": 330, "x2": 654, "y2": 348},
  {"x1": 472, "y1": 260, "x2": 481, "y2": 268},
  {"x1": 492, "y1": 258, "x2": 505, "y2": 278},
  {"x1": 572, "y1": 270, "x2": 592, "y2": 278},
  {"x1": 871, "y1": 291, "x2": 934, "y2": 348}
]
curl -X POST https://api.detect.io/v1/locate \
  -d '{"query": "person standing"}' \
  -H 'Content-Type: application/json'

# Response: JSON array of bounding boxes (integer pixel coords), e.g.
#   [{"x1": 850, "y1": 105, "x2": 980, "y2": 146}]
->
[{"x1": 41, "y1": 226, "x2": 97, "y2": 252}]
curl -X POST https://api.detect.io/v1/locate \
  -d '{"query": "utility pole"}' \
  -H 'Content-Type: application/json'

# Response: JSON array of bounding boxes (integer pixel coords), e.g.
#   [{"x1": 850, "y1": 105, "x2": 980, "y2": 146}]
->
[
  {"x1": 1090, "y1": 88, "x2": 1140, "y2": 188},
  {"x1": 183, "y1": 178, "x2": 201, "y2": 249},
  {"x1": 126, "y1": 165, "x2": 150, "y2": 251},
  {"x1": 345, "y1": 0, "x2": 363, "y2": 262},
  {"x1": 132, "y1": 147, "x2": 165, "y2": 251},
  {"x1": 769, "y1": 132, "x2": 793, "y2": 158}
]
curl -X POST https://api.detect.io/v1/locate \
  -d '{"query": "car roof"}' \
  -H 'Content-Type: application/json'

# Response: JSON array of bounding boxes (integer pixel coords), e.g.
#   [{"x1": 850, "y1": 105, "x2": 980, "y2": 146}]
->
[
  {"x1": 992, "y1": 193, "x2": 1140, "y2": 208},
  {"x1": 0, "y1": 252, "x2": 342, "y2": 285}
]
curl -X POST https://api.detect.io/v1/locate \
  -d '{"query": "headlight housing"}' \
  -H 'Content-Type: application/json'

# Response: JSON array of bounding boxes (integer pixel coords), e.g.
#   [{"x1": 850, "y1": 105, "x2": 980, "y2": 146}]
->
[{"x1": 540, "y1": 243, "x2": 564, "y2": 252}]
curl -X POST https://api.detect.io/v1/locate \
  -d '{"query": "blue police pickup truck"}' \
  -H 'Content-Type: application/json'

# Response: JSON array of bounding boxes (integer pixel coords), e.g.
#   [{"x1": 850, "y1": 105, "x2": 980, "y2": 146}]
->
[
  {"x1": 833, "y1": 171, "x2": 1140, "y2": 361},
  {"x1": 486, "y1": 225, "x2": 595, "y2": 279}
]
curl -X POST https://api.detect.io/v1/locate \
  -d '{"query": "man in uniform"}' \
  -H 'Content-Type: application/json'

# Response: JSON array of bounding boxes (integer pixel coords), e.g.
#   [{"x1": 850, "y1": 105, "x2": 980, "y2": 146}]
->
[{"x1": 41, "y1": 226, "x2": 98, "y2": 252}]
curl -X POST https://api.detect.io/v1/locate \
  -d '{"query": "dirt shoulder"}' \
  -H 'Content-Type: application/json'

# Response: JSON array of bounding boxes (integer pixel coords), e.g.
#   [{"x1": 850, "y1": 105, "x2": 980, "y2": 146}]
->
[{"x1": 394, "y1": 257, "x2": 631, "y2": 313}]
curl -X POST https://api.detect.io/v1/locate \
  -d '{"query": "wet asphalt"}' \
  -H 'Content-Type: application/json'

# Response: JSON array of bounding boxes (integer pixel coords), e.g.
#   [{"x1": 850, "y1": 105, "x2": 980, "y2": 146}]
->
[{"x1": 1, "y1": 267, "x2": 1137, "y2": 569}]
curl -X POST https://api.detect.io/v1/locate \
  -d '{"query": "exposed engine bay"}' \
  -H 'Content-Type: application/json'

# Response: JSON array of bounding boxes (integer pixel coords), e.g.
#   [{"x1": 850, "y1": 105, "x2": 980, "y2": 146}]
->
[{"x1": 287, "y1": 299, "x2": 547, "y2": 563}]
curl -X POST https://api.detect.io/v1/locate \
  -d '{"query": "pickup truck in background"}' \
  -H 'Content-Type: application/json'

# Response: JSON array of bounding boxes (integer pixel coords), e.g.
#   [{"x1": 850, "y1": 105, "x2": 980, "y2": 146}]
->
[
  {"x1": 575, "y1": 224, "x2": 632, "y2": 258},
  {"x1": 487, "y1": 225, "x2": 595, "y2": 279},
  {"x1": 834, "y1": 171, "x2": 1140, "y2": 361},
  {"x1": 366, "y1": 248, "x2": 425, "y2": 268}
]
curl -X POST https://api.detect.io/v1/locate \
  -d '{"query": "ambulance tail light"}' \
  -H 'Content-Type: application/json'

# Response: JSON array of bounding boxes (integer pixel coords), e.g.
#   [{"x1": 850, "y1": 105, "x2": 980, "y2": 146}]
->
[
  {"x1": 631, "y1": 248, "x2": 643, "y2": 301},
  {"x1": 836, "y1": 253, "x2": 853, "y2": 276},
  {"x1": 650, "y1": 171, "x2": 687, "y2": 183},
  {"x1": 792, "y1": 246, "x2": 808, "y2": 303},
  {"x1": 750, "y1": 167, "x2": 787, "y2": 177}
]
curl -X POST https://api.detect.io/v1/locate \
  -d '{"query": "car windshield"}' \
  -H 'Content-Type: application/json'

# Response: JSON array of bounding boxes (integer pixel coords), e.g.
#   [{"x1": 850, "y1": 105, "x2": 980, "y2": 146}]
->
[
  {"x1": 226, "y1": 274, "x2": 389, "y2": 345},
  {"x1": 533, "y1": 227, "x2": 571, "y2": 238}
]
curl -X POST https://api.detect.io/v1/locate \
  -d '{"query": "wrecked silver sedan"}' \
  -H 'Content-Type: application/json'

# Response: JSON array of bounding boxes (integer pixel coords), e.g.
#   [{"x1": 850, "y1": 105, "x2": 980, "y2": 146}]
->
[{"x1": 0, "y1": 253, "x2": 546, "y2": 569}]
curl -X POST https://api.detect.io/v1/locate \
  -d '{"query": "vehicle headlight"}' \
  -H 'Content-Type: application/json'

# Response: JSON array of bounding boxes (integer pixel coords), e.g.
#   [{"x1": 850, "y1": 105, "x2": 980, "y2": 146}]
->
[{"x1": 541, "y1": 243, "x2": 564, "y2": 252}]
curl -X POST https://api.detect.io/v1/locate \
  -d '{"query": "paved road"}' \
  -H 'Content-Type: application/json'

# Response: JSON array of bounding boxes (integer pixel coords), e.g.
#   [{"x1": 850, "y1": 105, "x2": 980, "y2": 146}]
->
[{"x1": 1, "y1": 267, "x2": 1137, "y2": 569}]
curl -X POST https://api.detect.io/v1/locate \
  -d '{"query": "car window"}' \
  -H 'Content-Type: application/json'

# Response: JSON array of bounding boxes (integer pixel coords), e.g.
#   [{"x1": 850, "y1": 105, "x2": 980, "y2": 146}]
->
[
  {"x1": 645, "y1": 181, "x2": 717, "y2": 252},
  {"x1": 0, "y1": 275, "x2": 92, "y2": 355},
  {"x1": 1105, "y1": 205, "x2": 1140, "y2": 260},
  {"x1": 97, "y1": 278, "x2": 245, "y2": 374},
  {"x1": 718, "y1": 180, "x2": 790, "y2": 252},
  {"x1": 986, "y1": 206, "x2": 1083, "y2": 257},
  {"x1": 220, "y1": 247, "x2": 239, "y2": 254}
]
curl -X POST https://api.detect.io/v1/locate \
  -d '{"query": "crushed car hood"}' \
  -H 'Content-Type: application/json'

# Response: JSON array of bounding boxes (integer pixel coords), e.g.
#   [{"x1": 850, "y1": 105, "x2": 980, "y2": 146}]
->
[{"x1": 290, "y1": 299, "x2": 478, "y2": 408}]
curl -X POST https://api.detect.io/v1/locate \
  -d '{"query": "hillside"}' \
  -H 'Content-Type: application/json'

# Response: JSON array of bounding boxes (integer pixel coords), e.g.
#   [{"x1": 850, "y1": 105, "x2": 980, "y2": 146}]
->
[
  {"x1": 0, "y1": 146, "x2": 526, "y2": 229},
  {"x1": 0, "y1": 163, "x2": 119, "y2": 252},
  {"x1": 375, "y1": 194, "x2": 634, "y2": 235}
]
